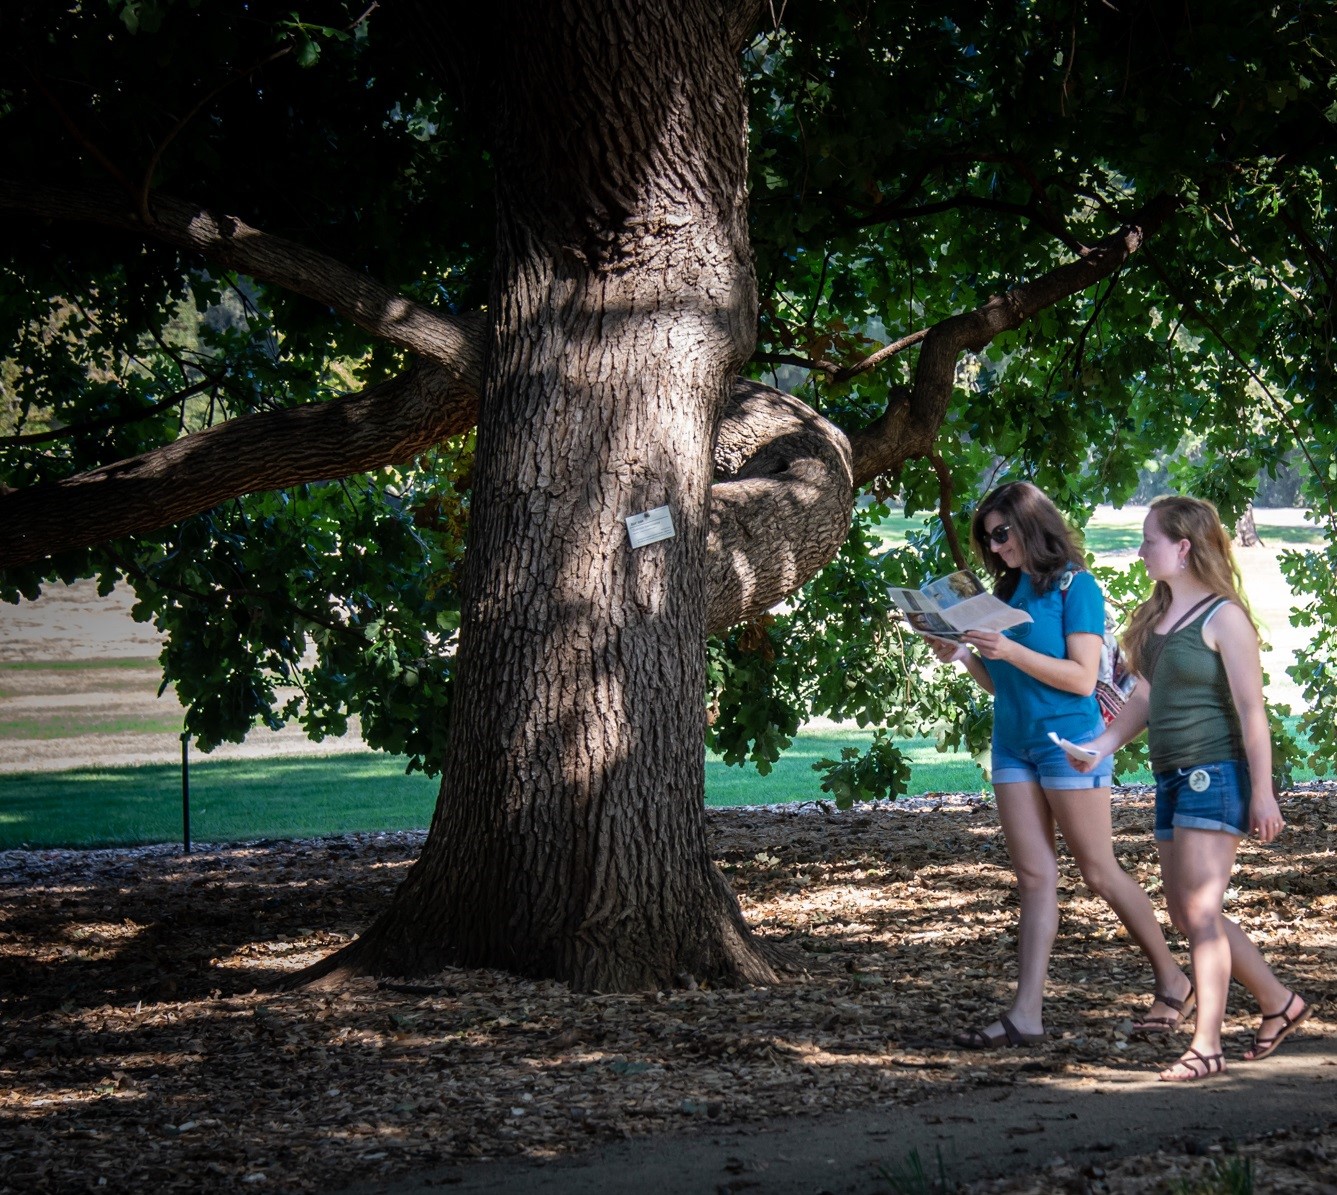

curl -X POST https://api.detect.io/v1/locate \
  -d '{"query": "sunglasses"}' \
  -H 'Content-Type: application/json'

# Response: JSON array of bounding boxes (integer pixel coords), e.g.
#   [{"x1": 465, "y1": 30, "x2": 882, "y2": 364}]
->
[{"x1": 986, "y1": 523, "x2": 1012, "y2": 546}]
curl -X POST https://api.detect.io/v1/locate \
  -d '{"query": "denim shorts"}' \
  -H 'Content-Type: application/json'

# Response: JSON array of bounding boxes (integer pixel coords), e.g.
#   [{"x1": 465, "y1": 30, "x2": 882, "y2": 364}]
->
[
  {"x1": 992, "y1": 727, "x2": 1113, "y2": 790},
  {"x1": 1154, "y1": 758, "x2": 1251, "y2": 841}
]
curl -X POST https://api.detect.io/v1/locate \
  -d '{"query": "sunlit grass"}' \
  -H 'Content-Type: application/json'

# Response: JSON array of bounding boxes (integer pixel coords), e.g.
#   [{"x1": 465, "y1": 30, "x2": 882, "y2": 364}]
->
[
  {"x1": 0, "y1": 754, "x2": 440, "y2": 849},
  {"x1": 0, "y1": 658, "x2": 160, "y2": 672},
  {"x1": 0, "y1": 732, "x2": 987, "y2": 849},
  {"x1": 0, "y1": 506, "x2": 1322, "y2": 850},
  {"x1": 0, "y1": 712, "x2": 186, "y2": 739},
  {"x1": 706, "y1": 729, "x2": 984, "y2": 808}
]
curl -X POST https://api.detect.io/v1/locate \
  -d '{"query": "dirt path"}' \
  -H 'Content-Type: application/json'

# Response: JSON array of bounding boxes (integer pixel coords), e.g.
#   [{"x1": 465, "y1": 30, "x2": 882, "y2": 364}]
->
[
  {"x1": 3, "y1": 797, "x2": 1333, "y2": 1194},
  {"x1": 364, "y1": 1052, "x2": 1337, "y2": 1193},
  {"x1": 3, "y1": 535, "x2": 1331, "y2": 1190}
]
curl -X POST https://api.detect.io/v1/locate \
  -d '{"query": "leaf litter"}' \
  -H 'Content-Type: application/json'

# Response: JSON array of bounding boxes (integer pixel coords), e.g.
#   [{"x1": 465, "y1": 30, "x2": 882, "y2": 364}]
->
[{"x1": 1, "y1": 786, "x2": 1334, "y2": 1192}]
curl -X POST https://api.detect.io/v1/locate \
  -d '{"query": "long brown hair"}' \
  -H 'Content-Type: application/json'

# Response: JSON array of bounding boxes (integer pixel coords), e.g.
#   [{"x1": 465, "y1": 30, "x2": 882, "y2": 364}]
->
[
  {"x1": 970, "y1": 481, "x2": 1085, "y2": 600},
  {"x1": 1122, "y1": 495, "x2": 1256, "y2": 675}
]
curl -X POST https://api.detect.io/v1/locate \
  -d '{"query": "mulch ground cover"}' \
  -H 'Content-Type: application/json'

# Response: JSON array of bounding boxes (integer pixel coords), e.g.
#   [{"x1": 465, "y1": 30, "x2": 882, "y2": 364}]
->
[{"x1": 2, "y1": 786, "x2": 1335, "y2": 1193}]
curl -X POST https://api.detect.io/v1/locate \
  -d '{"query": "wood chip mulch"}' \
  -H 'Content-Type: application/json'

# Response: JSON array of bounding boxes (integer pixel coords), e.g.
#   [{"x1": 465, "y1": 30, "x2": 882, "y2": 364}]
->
[{"x1": 2, "y1": 787, "x2": 1335, "y2": 1192}]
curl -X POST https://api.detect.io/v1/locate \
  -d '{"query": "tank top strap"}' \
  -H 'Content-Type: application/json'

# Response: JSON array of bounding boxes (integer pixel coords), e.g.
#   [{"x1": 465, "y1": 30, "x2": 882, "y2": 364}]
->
[{"x1": 1199, "y1": 596, "x2": 1232, "y2": 632}]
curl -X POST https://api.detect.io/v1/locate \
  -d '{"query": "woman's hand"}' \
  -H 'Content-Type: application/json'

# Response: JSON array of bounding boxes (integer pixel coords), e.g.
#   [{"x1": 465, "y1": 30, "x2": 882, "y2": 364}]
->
[
  {"x1": 1069, "y1": 734, "x2": 1113, "y2": 773},
  {"x1": 960, "y1": 629, "x2": 1014, "y2": 663},
  {"x1": 925, "y1": 635, "x2": 971, "y2": 665},
  {"x1": 1249, "y1": 788, "x2": 1285, "y2": 844}
]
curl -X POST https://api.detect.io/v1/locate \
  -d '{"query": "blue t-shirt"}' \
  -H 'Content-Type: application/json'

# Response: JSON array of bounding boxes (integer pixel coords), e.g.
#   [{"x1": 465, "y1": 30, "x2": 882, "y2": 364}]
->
[{"x1": 985, "y1": 569, "x2": 1105, "y2": 748}]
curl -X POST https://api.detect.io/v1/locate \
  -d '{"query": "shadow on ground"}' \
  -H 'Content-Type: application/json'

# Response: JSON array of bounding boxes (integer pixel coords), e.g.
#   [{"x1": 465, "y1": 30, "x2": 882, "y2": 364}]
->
[{"x1": 1, "y1": 791, "x2": 1334, "y2": 1192}]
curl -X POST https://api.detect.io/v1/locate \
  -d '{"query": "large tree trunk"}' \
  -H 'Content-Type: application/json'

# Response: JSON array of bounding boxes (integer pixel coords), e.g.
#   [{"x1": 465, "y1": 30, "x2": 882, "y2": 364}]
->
[
  {"x1": 303, "y1": 0, "x2": 781, "y2": 990},
  {"x1": 1235, "y1": 503, "x2": 1263, "y2": 548}
]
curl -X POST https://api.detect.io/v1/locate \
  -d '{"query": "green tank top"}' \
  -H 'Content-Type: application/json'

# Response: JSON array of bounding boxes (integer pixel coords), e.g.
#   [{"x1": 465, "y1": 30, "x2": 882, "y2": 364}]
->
[{"x1": 1145, "y1": 599, "x2": 1244, "y2": 772}]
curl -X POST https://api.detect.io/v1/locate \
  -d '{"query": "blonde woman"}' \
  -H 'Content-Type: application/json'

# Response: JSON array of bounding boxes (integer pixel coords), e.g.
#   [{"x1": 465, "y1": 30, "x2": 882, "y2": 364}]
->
[
  {"x1": 1075, "y1": 496, "x2": 1310, "y2": 1081},
  {"x1": 928, "y1": 482, "x2": 1189, "y2": 1049}
]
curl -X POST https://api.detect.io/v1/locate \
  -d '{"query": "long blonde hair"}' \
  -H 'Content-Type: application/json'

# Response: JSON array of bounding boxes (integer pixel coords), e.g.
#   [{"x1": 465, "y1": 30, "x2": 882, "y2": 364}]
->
[{"x1": 1123, "y1": 495, "x2": 1255, "y2": 674}]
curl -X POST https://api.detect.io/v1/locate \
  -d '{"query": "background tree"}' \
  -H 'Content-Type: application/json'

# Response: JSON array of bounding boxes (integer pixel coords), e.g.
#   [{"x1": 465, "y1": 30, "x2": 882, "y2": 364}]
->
[{"x1": 1, "y1": 1, "x2": 1333, "y2": 988}]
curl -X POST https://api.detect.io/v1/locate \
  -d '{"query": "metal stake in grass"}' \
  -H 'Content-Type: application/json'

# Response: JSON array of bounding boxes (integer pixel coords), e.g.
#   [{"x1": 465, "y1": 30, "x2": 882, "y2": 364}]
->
[{"x1": 180, "y1": 729, "x2": 191, "y2": 855}]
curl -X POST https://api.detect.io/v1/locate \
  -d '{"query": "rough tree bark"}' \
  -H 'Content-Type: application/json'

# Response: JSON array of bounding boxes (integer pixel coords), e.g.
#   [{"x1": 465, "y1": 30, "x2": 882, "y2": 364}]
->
[
  {"x1": 1236, "y1": 504, "x2": 1263, "y2": 547},
  {"x1": 0, "y1": 4, "x2": 1177, "y2": 993},
  {"x1": 0, "y1": 363, "x2": 478, "y2": 563},
  {"x1": 303, "y1": 0, "x2": 783, "y2": 990}
]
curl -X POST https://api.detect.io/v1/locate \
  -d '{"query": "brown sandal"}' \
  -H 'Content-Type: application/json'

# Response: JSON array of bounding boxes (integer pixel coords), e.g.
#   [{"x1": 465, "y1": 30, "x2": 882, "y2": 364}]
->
[
  {"x1": 1132, "y1": 985, "x2": 1196, "y2": 1035},
  {"x1": 954, "y1": 1012, "x2": 1047, "y2": 1050},
  {"x1": 1243, "y1": 992, "x2": 1312, "y2": 1062},
  {"x1": 1159, "y1": 1047, "x2": 1225, "y2": 1082}
]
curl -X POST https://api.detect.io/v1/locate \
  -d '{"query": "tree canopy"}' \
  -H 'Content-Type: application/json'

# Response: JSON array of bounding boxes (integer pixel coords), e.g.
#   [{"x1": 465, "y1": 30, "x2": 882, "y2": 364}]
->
[
  {"x1": 1, "y1": 1, "x2": 1335, "y2": 985},
  {"x1": 720, "y1": 1, "x2": 1337, "y2": 791}
]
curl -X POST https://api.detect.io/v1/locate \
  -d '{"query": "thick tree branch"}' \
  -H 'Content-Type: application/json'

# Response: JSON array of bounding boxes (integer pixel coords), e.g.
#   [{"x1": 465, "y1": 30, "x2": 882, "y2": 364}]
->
[
  {"x1": 0, "y1": 178, "x2": 853, "y2": 621},
  {"x1": 1, "y1": 367, "x2": 854, "y2": 632},
  {"x1": 0, "y1": 367, "x2": 857, "y2": 637},
  {"x1": 0, "y1": 180, "x2": 483, "y2": 378},
  {"x1": 705, "y1": 379, "x2": 853, "y2": 633},
  {"x1": 0, "y1": 184, "x2": 1178, "y2": 635},
  {"x1": 848, "y1": 194, "x2": 1179, "y2": 488},
  {"x1": 0, "y1": 180, "x2": 856, "y2": 624},
  {"x1": 0, "y1": 363, "x2": 476, "y2": 568}
]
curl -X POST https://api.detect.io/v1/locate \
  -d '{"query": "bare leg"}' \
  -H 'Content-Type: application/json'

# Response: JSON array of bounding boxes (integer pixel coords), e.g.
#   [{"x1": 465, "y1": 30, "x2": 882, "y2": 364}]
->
[
  {"x1": 1156, "y1": 829, "x2": 1237, "y2": 1080},
  {"x1": 983, "y1": 780, "x2": 1060, "y2": 1038},
  {"x1": 1048, "y1": 787, "x2": 1191, "y2": 1018},
  {"x1": 1159, "y1": 837, "x2": 1305, "y2": 1060}
]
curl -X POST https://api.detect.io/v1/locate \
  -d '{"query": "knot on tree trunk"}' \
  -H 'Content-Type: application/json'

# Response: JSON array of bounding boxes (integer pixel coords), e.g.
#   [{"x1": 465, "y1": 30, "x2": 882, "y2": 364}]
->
[{"x1": 705, "y1": 380, "x2": 855, "y2": 634}]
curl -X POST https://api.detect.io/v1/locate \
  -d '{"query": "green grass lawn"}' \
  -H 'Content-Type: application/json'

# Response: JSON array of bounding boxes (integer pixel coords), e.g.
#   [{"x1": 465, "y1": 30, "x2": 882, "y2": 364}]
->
[
  {"x1": 3, "y1": 720, "x2": 1321, "y2": 849},
  {"x1": 1, "y1": 505, "x2": 1324, "y2": 850},
  {"x1": 0, "y1": 712, "x2": 187, "y2": 739},
  {"x1": 0, "y1": 753, "x2": 441, "y2": 849},
  {"x1": 0, "y1": 732, "x2": 989, "y2": 850},
  {"x1": 0, "y1": 657, "x2": 160, "y2": 674}
]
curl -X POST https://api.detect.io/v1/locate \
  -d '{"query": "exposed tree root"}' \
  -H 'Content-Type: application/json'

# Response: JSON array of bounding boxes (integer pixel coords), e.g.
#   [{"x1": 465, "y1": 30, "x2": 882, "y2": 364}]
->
[{"x1": 284, "y1": 859, "x2": 793, "y2": 994}]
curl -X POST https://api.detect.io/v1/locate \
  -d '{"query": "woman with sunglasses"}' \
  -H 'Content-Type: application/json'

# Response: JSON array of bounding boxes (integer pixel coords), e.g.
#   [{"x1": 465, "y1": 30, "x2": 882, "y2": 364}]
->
[
  {"x1": 1072, "y1": 496, "x2": 1307, "y2": 1081},
  {"x1": 927, "y1": 481, "x2": 1189, "y2": 1049}
]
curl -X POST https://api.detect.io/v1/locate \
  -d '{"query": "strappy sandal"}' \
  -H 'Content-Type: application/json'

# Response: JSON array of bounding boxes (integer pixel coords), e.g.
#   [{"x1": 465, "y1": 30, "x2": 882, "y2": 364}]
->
[
  {"x1": 1132, "y1": 985, "x2": 1196, "y2": 1035},
  {"x1": 1243, "y1": 992, "x2": 1312, "y2": 1062},
  {"x1": 954, "y1": 1012, "x2": 1047, "y2": 1050},
  {"x1": 1159, "y1": 1047, "x2": 1225, "y2": 1082}
]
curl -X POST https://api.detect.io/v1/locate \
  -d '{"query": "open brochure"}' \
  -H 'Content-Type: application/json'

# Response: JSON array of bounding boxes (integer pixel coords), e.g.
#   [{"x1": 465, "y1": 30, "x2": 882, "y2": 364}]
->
[
  {"x1": 1047, "y1": 731, "x2": 1099, "y2": 762},
  {"x1": 887, "y1": 569, "x2": 1033, "y2": 640}
]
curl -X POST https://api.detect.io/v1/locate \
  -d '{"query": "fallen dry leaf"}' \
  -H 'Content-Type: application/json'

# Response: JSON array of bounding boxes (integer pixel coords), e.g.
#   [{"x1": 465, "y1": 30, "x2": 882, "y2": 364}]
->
[{"x1": 1, "y1": 786, "x2": 1334, "y2": 1192}]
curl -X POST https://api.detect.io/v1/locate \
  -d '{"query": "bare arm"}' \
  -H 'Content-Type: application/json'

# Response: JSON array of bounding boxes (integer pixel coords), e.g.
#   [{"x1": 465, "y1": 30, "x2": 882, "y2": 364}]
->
[
  {"x1": 925, "y1": 636, "x2": 995, "y2": 695},
  {"x1": 1206, "y1": 604, "x2": 1284, "y2": 843},
  {"x1": 1070, "y1": 679, "x2": 1150, "y2": 770},
  {"x1": 960, "y1": 629, "x2": 1102, "y2": 696}
]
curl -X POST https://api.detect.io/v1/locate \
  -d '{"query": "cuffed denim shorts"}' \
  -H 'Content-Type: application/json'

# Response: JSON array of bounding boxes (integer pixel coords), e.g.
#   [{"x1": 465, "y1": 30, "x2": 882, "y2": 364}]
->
[
  {"x1": 992, "y1": 726, "x2": 1113, "y2": 790},
  {"x1": 1154, "y1": 758, "x2": 1251, "y2": 841}
]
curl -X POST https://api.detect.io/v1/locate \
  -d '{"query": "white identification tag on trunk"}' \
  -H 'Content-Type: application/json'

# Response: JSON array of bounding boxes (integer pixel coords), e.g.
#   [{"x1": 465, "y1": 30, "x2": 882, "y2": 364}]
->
[{"x1": 625, "y1": 504, "x2": 675, "y2": 548}]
